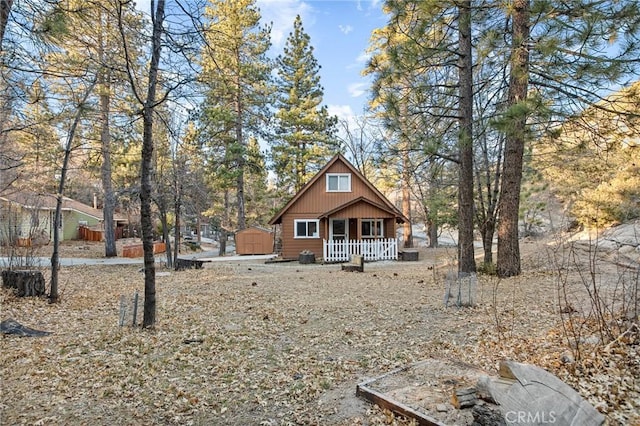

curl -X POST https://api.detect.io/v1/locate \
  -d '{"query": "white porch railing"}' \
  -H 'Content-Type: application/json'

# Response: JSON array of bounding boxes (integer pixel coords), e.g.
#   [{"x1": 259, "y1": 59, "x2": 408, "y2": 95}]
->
[{"x1": 323, "y1": 238, "x2": 398, "y2": 262}]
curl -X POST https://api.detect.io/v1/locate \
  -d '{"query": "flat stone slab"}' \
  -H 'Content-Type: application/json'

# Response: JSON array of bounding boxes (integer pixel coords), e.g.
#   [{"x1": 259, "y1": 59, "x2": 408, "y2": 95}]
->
[
  {"x1": 478, "y1": 361, "x2": 605, "y2": 426},
  {"x1": 1, "y1": 318, "x2": 52, "y2": 337}
]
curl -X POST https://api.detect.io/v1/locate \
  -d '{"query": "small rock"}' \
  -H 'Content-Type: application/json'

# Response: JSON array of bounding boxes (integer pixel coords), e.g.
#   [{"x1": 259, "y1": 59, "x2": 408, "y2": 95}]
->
[
  {"x1": 561, "y1": 351, "x2": 575, "y2": 364},
  {"x1": 581, "y1": 335, "x2": 601, "y2": 346},
  {"x1": 436, "y1": 403, "x2": 448, "y2": 412}
]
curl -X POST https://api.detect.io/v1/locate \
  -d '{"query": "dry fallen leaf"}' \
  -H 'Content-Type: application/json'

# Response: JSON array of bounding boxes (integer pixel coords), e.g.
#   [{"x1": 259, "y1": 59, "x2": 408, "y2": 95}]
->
[{"x1": 0, "y1": 240, "x2": 638, "y2": 425}]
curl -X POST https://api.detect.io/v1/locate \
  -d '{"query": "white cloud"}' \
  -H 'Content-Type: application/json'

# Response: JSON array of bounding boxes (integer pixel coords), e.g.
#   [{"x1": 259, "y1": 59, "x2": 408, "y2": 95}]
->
[
  {"x1": 348, "y1": 82, "x2": 368, "y2": 98},
  {"x1": 134, "y1": 0, "x2": 150, "y2": 15},
  {"x1": 328, "y1": 104, "x2": 355, "y2": 121},
  {"x1": 338, "y1": 24, "x2": 353, "y2": 35},
  {"x1": 345, "y1": 49, "x2": 372, "y2": 72},
  {"x1": 357, "y1": 0, "x2": 383, "y2": 13},
  {"x1": 355, "y1": 50, "x2": 371, "y2": 64},
  {"x1": 257, "y1": 0, "x2": 314, "y2": 49}
]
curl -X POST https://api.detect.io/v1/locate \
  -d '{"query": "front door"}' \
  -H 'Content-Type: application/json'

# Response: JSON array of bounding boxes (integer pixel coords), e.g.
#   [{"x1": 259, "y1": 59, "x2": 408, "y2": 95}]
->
[
  {"x1": 330, "y1": 219, "x2": 348, "y2": 241},
  {"x1": 329, "y1": 218, "x2": 348, "y2": 259}
]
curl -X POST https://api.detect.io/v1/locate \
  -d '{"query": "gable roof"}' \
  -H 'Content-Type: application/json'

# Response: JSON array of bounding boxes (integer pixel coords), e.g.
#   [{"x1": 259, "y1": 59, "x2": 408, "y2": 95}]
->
[
  {"x1": 318, "y1": 196, "x2": 405, "y2": 223},
  {"x1": 269, "y1": 153, "x2": 407, "y2": 225}
]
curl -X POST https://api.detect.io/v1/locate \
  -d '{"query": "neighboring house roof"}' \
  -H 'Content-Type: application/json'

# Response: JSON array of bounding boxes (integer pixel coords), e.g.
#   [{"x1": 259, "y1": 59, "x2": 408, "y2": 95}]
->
[
  {"x1": 0, "y1": 191, "x2": 127, "y2": 223},
  {"x1": 269, "y1": 153, "x2": 407, "y2": 225}
]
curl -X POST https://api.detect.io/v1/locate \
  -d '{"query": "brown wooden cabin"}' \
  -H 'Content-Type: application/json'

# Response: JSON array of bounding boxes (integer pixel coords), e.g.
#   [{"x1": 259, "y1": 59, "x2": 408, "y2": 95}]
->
[{"x1": 268, "y1": 153, "x2": 407, "y2": 262}]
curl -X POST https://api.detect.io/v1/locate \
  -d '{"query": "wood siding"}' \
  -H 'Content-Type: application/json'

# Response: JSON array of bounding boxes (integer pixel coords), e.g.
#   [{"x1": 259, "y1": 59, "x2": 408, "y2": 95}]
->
[
  {"x1": 286, "y1": 162, "x2": 390, "y2": 215},
  {"x1": 280, "y1": 213, "x2": 326, "y2": 259},
  {"x1": 236, "y1": 227, "x2": 274, "y2": 255},
  {"x1": 272, "y1": 155, "x2": 406, "y2": 260},
  {"x1": 279, "y1": 163, "x2": 399, "y2": 259}
]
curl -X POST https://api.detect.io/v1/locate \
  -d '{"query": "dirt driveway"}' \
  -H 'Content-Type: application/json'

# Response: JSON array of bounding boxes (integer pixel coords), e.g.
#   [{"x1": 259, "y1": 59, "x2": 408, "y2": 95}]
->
[{"x1": 1, "y1": 240, "x2": 638, "y2": 425}]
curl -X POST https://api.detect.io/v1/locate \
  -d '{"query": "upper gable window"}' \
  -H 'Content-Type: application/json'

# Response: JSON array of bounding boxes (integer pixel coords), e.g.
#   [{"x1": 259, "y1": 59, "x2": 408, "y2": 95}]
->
[{"x1": 326, "y1": 173, "x2": 351, "y2": 192}]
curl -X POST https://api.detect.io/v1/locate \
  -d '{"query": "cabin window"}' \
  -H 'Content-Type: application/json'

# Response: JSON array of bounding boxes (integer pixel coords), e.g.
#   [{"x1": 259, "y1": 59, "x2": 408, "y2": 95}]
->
[
  {"x1": 294, "y1": 219, "x2": 319, "y2": 238},
  {"x1": 361, "y1": 219, "x2": 383, "y2": 238},
  {"x1": 326, "y1": 173, "x2": 351, "y2": 192}
]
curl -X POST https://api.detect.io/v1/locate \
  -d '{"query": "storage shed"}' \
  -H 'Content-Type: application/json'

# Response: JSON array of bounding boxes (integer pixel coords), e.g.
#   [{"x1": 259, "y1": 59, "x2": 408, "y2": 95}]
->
[{"x1": 235, "y1": 226, "x2": 274, "y2": 255}]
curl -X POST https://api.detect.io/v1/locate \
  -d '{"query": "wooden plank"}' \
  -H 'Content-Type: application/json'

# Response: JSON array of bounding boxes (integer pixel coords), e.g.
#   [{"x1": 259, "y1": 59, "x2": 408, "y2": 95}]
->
[{"x1": 356, "y1": 383, "x2": 447, "y2": 426}]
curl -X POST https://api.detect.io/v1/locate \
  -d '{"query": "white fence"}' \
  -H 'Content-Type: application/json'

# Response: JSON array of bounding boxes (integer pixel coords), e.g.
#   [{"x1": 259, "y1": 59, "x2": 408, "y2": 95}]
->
[{"x1": 323, "y1": 238, "x2": 398, "y2": 262}]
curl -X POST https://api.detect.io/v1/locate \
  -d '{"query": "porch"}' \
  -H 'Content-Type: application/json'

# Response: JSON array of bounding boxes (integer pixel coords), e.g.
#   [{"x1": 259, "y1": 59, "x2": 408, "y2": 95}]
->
[{"x1": 322, "y1": 238, "x2": 399, "y2": 263}]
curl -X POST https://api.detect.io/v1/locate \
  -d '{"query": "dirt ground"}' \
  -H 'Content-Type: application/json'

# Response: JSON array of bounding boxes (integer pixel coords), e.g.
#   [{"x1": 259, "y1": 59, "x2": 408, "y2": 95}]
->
[{"x1": 1, "y1": 237, "x2": 638, "y2": 425}]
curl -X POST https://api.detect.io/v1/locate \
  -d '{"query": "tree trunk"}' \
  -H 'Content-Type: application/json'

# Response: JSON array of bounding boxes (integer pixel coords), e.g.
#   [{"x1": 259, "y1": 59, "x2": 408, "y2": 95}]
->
[
  {"x1": 427, "y1": 164, "x2": 440, "y2": 248},
  {"x1": 159, "y1": 209, "x2": 172, "y2": 269},
  {"x1": 99, "y1": 59, "x2": 117, "y2": 257},
  {"x1": 235, "y1": 68, "x2": 246, "y2": 231},
  {"x1": 219, "y1": 190, "x2": 229, "y2": 256},
  {"x1": 401, "y1": 142, "x2": 413, "y2": 249},
  {"x1": 173, "y1": 183, "x2": 181, "y2": 270},
  {"x1": 428, "y1": 218, "x2": 438, "y2": 248},
  {"x1": 497, "y1": 0, "x2": 530, "y2": 278},
  {"x1": 50, "y1": 80, "x2": 97, "y2": 303},
  {"x1": 476, "y1": 135, "x2": 502, "y2": 267},
  {"x1": 0, "y1": 0, "x2": 13, "y2": 51},
  {"x1": 140, "y1": 111, "x2": 156, "y2": 327},
  {"x1": 139, "y1": 0, "x2": 165, "y2": 328},
  {"x1": 457, "y1": 1, "x2": 476, "y2": 275},
  {"x1": 219, "y1": 228, "x2": 227, "y2": 256},
  {"x1": 480, "y1": 216, "x2": 496, "y2": 265}
]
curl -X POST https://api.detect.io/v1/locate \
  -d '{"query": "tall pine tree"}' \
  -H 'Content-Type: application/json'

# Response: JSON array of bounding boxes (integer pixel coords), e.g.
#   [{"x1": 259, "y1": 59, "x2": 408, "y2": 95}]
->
[
  {"x1": 272, "y1": 15, "x2": 337, "y2": 194},
  {"x1": 495, "y1": 0, "x2": 640, "y2": 277},
  {"x1": 199, "y1": 0, "x2": 273, "y2": 231}
]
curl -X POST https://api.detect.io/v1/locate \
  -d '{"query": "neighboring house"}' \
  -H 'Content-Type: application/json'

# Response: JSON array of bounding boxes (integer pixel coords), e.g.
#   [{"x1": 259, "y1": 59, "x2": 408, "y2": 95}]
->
[
  {"x1": 0, "y1": 191, "x2": 126, "y2": 244},
  {"x1": 269, "y1": 153, "x2": 408, "y2": 262}
]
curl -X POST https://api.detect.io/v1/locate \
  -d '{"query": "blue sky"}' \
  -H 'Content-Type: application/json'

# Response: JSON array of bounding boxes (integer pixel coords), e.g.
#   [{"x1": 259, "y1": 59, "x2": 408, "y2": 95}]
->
[
  {"x1": 257, "y1": 0, "x2": 387, "y2": 120},
  {"x1": 136, "y1": 0, "x2": 387, "y2": 120}
]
